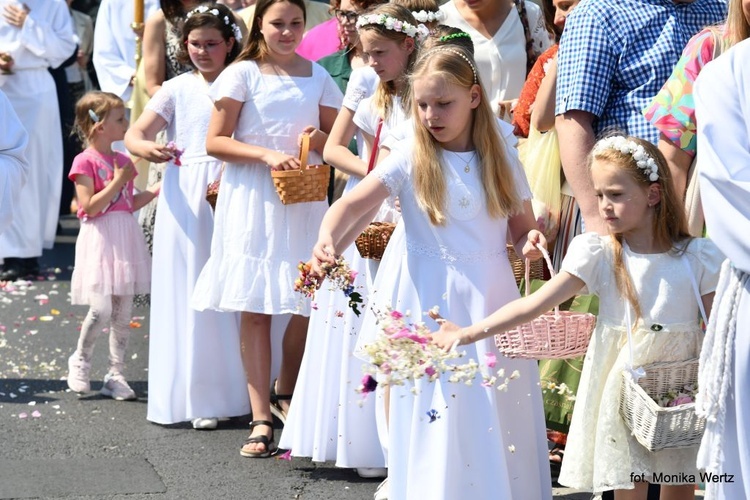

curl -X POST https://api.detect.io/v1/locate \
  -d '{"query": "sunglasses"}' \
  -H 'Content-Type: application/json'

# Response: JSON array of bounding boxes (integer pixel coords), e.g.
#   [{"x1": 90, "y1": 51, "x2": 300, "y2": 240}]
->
[{"x1": 334, "y1": 9, "x2": 359, "y2": 23}]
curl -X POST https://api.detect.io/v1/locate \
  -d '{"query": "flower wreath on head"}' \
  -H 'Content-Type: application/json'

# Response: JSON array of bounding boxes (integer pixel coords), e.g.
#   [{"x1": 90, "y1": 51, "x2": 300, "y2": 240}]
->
[
  {"x1": 411, "y1": 10, "x2": 445, "y2": 23},
  {"x1": 592, "y1": 136, "x2": 660, "y2": 182},
  {"x1": 356, "y1": 13, "x2": 430, "y2": 42},
  {"x1": 186, "y1": 5, "x2": 243, "y2": 42}
]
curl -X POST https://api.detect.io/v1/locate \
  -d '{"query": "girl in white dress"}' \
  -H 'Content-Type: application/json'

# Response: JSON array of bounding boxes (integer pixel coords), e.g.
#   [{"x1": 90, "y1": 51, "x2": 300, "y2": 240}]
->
[
  {"x1": 311, "y1": 46, "x2": 550, "y2": 500},
  {"x1": 432, "y1": 135, "x2": 725, "y2": 499},
  {"x1": 279, "y1": 4, "x2": 423, "y2": 475},
  {"x1": 191, "y1": 0, "x2": 343, "y2": 457},
  {"x1": 125, "y1": 4, "x2": 249, "y2": 430}
]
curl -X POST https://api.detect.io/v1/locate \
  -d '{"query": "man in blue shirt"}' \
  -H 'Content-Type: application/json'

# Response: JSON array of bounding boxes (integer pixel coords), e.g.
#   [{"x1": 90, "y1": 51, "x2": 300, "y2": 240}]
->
[{"x1": 554, "y1": 0, "x2": 726, "y2": 234}]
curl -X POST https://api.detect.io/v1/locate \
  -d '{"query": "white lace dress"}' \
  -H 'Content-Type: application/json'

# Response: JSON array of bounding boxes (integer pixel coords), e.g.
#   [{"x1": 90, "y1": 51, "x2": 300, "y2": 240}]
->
[
  {"x1": 358, "y1": 141, "x2": 551, "y2": 500},
  {"x1": 557, "y1": 233, "x2": 724, "y2": 492},
  {"x1": 279, "y1": 96, "x2": 403, "y2": 467},
  {"x1": 143, "y1": 72, "x2": 249, "y2": 424},
  {"x1": 192, "y1": 60, "x2": 342, "y2": 315}
]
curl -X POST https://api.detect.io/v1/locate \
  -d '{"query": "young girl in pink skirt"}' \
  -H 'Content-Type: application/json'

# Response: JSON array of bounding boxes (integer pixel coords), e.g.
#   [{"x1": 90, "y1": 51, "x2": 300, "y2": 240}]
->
[{"x1": 65, "y1": 91, "x2": 158, "y2": 400}]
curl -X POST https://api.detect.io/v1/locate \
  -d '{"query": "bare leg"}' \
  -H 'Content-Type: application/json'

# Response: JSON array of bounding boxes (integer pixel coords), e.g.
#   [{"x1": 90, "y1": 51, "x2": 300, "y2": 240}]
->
[
  {"x1": 615, "y1": 482, "x2": 649, "y2": 500},
  {"x1": 659, "y1": 484, "x2": 695, "y2": 500},
  {"x1": 275, "y1": 314, "x2": 309, "y2": 414},
  {"x1": 240, "y1": 311, "x2": 273, "y2": 454}
]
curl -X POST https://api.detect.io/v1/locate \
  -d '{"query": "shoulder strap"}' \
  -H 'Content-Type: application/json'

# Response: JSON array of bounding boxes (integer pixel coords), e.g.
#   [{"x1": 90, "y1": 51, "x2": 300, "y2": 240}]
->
[
  {"x1": 366, "y1": 118, "x2": 384, "y2": 174},
  {"x1": 681, "y1": 252, "x2": 709, "y2": 326}
]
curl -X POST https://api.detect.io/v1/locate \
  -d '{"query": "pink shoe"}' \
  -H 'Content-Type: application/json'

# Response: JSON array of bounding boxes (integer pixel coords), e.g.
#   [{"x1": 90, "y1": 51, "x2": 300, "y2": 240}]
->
[
  {"x1": 100, "y1": 372, "x2": 137, "y2": 401},
  {"x1": 67, "y1": 354, "x2": 91, "y2": 393}
]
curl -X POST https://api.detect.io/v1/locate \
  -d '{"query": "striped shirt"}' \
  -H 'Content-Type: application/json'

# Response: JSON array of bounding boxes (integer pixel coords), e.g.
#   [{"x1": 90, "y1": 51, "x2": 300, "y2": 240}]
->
[{"x1": 555, "y1": 0, "x2": 727, "y2": 143}]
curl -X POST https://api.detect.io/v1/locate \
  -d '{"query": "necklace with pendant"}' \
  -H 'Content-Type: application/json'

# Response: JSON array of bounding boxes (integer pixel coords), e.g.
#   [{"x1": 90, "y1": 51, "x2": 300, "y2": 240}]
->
[{"x1": 447, "y1": 150, "x2": 478, "y2": 173}]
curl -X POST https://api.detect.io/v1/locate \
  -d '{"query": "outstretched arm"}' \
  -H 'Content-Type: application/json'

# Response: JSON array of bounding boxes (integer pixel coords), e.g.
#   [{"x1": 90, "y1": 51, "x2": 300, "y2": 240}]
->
[
  {"x1": 430, "y1": 271, "x2": 585, "y2": 350},
  {"x1": 124, "y1": 109, "x2": 173, "y2": 163},
  {"x1": 311, "y1": 173, "x2": 390, "y2": 274}
]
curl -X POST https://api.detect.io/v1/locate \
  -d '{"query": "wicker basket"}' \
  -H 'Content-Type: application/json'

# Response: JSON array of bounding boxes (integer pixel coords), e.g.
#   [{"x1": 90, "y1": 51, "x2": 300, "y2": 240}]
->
[
  {"x1": 205, "y1": 164, "x2": 224, "y2": 211},
  {"x1": 495, "y1": 245, "x2": 595, "y2": 359},
  {"x1": 619, "y1": 359, "x2": 705, "y2": 452},
  {"x1": 271, "y1": 134, "x2": 330, "y2": 205},
  {"x1": 507, "y1": 244, "x2": 543, "y2": 286},
  {"x1": 356, "y1": 222, "x2": 396, "y2": 260}
]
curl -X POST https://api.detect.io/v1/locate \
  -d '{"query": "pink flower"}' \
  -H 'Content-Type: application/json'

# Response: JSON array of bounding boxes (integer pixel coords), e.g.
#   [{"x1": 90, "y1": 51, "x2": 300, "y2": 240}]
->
[
  {"x1": 390, "y1": 310, "x2": 403, "y2": 319},
  {"x1": 668, "y1": 395, "x2": 694, "y2": 407},
  {"x1": 360, "y1": 375, "x2": 378, "y2": 393},
  {"x1": 424, "y1": 366, "x2": 437, "y2": 377},
  {"x1": 349, "y1": 270, "x2": 358, "y2": 281},
  {"x1": 276, "y1": 449, "x2": 292, "y2": 461},
  {"x1": 484, "y1": 352, "x2": 497, "y2": 368}
]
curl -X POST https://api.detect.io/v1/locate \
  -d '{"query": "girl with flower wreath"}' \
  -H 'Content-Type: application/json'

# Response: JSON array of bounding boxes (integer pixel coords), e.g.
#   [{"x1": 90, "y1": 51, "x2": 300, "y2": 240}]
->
[
  {"x1": 279, "y1": 2, "x2": 428, "y2": 486},
  {"x1": 432, "y1": 135, "x2": 725, "y2": 499},
  {"x1": 125, "y1": 3, "x2": 249, "y2": 430},
  {"x1": 311, "y1": 46, "x2": 551, "y2": 500},
  {"x1": 190, "y1": 0, "x2": 343, "y2": 458}
]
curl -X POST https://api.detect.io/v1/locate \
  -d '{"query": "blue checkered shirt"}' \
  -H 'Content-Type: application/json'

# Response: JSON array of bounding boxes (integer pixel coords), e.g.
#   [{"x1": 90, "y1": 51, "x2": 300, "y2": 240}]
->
[{"x1": 555, "y1": 0, "x2": 727, "y2": 143}]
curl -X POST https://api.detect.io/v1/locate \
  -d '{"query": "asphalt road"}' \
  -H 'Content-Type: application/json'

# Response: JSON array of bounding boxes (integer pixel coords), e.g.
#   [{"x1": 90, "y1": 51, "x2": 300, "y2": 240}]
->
[{"x1": 0, "y1": 216, "x2": 595, "y2": 500}]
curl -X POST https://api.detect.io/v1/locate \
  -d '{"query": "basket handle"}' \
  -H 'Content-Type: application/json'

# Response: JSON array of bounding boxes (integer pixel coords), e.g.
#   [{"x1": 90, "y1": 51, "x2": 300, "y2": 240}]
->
[
  {"x1": 523, "y1": 243, "x2": 557, "y2": 314},
  {"x1": 299, "y1": 133, "x2": 310, "y2": 171}
]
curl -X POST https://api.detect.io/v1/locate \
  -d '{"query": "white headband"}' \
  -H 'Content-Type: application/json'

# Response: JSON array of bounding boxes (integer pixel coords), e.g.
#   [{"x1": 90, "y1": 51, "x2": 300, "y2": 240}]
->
[
  {"x1": 592, "y1": 136, "x2": 660, "y2": 181},
  {"x1": 186, "y1": 5, "x2": 243, "y2": 42},
  {"x1": 356, "y1": 13, "x2": 430, "y2": 42}
]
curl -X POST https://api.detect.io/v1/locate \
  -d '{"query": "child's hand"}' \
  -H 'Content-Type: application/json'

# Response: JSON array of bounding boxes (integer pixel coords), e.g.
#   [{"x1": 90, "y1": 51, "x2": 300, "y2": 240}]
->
[
  {"x1": 140, "y1": 144, "x2": 174, "y2": 164},
  {"x1": 113, "y1": 160, "x2": 136, "y2": 185},
  {"x1": 522, "y1": 229, "x2": 547, "y2": 261},
  {"x1": 299, "y1": 125, "x2": 326, "y2": 154},
  {"x1": 427, "y1": 310, "x2": 466, "y2": 352},
  {"x1": 264, "y1": 150, "x2": 301, "y2": 171},
  {"x1": 311, "y1": 238, "x2": 336, "y2": 276}
]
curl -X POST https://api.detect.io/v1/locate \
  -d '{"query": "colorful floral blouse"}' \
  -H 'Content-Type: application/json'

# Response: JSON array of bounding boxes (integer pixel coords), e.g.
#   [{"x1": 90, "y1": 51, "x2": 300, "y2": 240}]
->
[
  {"x1": 513, "y1": 44, "x2": 558, "y2": 138},
  {"x1": 643, "y1": 27, "x2": 724, "y2": 157}
]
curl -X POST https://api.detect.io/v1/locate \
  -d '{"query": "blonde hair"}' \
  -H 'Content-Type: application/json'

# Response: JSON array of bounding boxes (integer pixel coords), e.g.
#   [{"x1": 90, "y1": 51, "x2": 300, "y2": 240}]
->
[
  {"x1": 73, "y1": 91, "x2": 125, "y2": 145},
  {"x1": 358, "y1": 3, "x2": 420, "y2": 121},
  {"x1": 590, "y1": 136, "x2": 691, "y2": 322},
  {"x1": 409, "y1": 47, "x2": 524, "y2": 225},
  {"x1": 725, "y1": 0, "x2": 750, "y2": 47}
]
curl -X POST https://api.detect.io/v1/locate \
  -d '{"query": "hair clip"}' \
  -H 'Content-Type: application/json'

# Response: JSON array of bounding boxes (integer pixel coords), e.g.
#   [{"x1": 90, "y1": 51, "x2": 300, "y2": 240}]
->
[{"x1": 88, "y1": 109, "x2": 100, "y2": 123}]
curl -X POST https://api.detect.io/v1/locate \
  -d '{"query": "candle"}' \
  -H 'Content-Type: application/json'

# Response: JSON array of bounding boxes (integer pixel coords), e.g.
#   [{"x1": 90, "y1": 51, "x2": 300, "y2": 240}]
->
[{"x1": 134, "y1": 0, "x2": 144, "y2": 24}]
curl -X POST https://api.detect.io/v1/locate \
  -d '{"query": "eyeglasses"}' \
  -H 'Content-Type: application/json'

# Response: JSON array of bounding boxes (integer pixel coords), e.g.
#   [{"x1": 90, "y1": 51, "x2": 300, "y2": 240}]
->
[
  {"x1": 185, "y1": 40, "x2": 226, "y2": 52},
  {"x1": 334, "y1": 9, "x2": 359, "y2": 23}
]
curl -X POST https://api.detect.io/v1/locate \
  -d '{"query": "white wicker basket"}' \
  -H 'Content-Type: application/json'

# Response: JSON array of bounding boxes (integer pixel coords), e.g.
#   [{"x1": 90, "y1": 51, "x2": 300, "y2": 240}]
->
[{"x1": 619, "y1": 359, "x2": 705, "y2": 452}]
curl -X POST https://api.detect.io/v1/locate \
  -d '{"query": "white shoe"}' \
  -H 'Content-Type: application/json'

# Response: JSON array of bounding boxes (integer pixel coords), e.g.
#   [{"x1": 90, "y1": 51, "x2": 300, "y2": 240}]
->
[
  {"x1": 374, "y1": 478, "x2": 389, "y2": 500},
  {"x1": 191, "y1": 417, "x2": 219, "y2": 430},
  {"x1": 67, "y1": 354, "x2": 91, "y2": 393},
  {"x1": 357, "y1": 467, "x2": 387, "y2": 478},
  {"x1": 100, "y1": 372, "x2": 137, "y2": 401}
]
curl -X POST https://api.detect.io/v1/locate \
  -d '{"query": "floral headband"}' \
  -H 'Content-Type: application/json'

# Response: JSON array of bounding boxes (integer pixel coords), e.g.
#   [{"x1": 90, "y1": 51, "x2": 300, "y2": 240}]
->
[
  {"x1": 186, "y1": 5, "x2": 243, "y2": 42},
  {"x1": 356, "y1": 13, "x2": 430, "y2": 42},
  {"x1": 592, "y1": 136, "x2": 660, "y2": 182},
  {"x1": 411, "y1": 10, "x2": 445, "y2": 23}
]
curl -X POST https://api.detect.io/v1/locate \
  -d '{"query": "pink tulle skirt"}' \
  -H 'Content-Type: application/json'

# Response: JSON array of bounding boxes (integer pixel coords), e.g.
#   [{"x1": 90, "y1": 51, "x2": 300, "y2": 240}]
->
[{"x1": 70, "y1": 211, "x2": 151, "y2": 305}]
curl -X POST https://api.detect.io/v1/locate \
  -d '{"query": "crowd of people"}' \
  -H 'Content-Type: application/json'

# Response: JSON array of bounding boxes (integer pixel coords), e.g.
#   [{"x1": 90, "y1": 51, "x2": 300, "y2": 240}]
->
[{"x1": 1, "y1": 0, "x2": 749, "y2": 499}]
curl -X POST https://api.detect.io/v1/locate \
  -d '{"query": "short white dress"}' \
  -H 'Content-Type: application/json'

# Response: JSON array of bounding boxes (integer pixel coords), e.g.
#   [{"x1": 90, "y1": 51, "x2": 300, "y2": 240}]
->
[
  {"x1": 192, "y1": 60, "x2": 343, "y2": 315},
  {"x1": 279, "y1": 96, "x2": 404, "y2": 467},
  {"x1": 358, "y1": 141, "x2": 551, "y2": 500},
  {"x1": 144, "y1": 72, "x2": 249, "y2": 425},
  {"x1": 557, "y1": 233, "x2": 724, "y2": 492}
]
